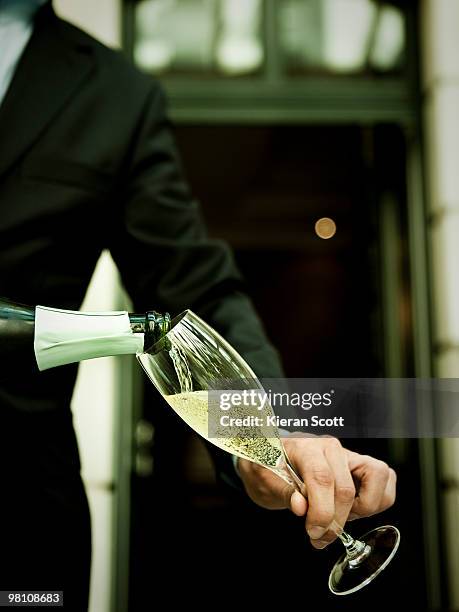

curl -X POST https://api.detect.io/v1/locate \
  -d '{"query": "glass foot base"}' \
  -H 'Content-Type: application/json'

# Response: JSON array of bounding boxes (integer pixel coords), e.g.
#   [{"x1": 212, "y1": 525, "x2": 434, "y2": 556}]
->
[{"x1": 329, "y1": 525, "x2": 400, "y2": 596}]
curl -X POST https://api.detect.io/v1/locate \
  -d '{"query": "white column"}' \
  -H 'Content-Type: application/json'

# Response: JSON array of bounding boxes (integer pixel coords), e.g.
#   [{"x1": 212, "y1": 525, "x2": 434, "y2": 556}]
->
[
  {"x1": 52, "y1": 3, "x2": 123, "y2": 612},
  {"x1": 70, "y1": 252, "x2": 126, "y2": 612},
  {"x1": 421, "y1": 1, "x2": 459, "y2": 607}
]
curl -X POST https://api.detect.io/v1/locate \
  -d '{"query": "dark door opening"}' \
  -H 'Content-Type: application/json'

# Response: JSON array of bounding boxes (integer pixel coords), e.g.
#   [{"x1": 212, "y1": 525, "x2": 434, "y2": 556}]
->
[{"x1": 128, "y1": 123, "x2": 427, "y2": 610}]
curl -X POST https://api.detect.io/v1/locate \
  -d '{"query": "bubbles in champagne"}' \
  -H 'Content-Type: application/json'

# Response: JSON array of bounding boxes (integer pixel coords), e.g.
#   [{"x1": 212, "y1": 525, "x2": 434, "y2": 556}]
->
[{"x1": 165, "y1": 390, "x2": 283, "y2": 469}]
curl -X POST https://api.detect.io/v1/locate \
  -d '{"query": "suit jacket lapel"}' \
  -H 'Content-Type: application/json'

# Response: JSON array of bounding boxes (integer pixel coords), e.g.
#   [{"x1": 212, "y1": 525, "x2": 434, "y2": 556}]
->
[{"x1": 0, "y1": 2, "x2": 95, "y2": 179}]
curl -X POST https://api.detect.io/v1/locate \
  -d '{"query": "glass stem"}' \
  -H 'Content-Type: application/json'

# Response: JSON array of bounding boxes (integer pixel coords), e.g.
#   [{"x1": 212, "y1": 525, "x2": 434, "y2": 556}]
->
[{"x1": 275, "y1": 457, "x2": 371, "y2": 565}]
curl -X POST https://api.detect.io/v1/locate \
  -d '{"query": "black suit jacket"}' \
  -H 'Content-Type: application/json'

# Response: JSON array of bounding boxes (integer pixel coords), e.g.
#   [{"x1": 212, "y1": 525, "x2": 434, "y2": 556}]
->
[{"x1": 0, "y1": 3, "x2": 283, "y2": 482}]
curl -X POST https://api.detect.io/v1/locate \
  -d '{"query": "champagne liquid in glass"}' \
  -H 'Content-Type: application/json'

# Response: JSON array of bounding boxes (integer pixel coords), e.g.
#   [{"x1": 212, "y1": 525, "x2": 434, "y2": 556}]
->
[
  {"x1": 165, "y1": 389, "x2": 284, "y2": 468},
  {"x1": 166, "y1": 334, "x2": 283, "y2": 468}
]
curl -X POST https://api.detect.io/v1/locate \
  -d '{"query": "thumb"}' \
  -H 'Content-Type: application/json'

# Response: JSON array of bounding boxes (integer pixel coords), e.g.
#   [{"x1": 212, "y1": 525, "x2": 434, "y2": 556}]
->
[
  {"x1": 271, "y1": 475, "x2": 296, "y2": 510},
  {"x1": 264, "y1": 470, "x2": 297, "y2": 510},
  {"x1": 263, "y1": 471, "x2": 307, "y2": 514},
  {"x1": 290, "y1": 490, "x2": 308, "y2": 516}
]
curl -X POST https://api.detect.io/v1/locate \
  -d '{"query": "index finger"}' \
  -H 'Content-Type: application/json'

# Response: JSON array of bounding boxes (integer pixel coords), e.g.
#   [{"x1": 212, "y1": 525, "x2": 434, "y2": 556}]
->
[{"x1": 294, "y1": 443, "x2": 335, "y2": 543}]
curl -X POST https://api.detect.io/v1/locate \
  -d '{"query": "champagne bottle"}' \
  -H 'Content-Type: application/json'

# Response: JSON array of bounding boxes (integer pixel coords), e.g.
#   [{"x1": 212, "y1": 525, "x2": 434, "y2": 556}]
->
[{"x1": 0, "y1": 297, "x2": 170, "y2": 371}]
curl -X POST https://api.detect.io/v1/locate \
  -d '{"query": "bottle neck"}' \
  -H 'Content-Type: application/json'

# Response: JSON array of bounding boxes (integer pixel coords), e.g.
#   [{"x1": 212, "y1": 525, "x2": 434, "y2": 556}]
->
[{"x1": 0, "y1": 298, "x2": 171, "y2": 370}]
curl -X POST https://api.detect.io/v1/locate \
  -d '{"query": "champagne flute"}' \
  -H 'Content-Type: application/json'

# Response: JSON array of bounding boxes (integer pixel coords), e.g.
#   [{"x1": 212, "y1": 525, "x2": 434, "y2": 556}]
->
[{"x1": 137, "y1": 310, "x2": 400, "y2": 595}]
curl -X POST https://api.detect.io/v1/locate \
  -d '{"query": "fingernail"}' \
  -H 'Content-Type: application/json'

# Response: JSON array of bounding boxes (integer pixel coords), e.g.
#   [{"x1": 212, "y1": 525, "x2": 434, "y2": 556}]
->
[
  {"x1": 314, "y1": 540, "x2": 329, "y2": 549},
  {"x1": 307, "y1": 525, "x2": 327, "y2": 539}
]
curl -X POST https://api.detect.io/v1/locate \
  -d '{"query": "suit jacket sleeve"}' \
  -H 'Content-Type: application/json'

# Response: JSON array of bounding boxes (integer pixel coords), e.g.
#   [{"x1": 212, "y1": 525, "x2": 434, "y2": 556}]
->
[{"x1": 108, "y1": 80, "x2": 284, "y2": 488}]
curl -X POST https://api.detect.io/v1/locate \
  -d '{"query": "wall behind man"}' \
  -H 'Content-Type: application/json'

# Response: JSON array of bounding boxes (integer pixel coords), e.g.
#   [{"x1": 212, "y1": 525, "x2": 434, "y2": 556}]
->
[{"x1": 54, "y1": 0, "x2": 120, "y2": 48}]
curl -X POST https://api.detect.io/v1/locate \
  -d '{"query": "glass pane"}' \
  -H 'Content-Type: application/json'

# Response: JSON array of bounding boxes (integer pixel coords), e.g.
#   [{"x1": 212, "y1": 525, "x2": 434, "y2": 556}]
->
[
  {"x1": 133, "y1": 0, "x2": 265, "y2": 77},
  {"x1": 279, "y1": 0, "x2": 406, "y2": 76}
]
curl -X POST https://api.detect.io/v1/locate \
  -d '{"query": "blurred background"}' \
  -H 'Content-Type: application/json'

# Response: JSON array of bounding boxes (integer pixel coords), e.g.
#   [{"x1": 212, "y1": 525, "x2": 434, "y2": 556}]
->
[{"x1": 53, "y1": 1, "x2": 459, "y2": 610}]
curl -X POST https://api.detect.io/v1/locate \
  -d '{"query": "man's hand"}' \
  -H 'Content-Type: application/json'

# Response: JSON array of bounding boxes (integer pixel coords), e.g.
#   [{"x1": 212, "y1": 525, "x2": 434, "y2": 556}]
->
[{"x1": 237, "y1": 436, "x2": 396, "y2": 549}]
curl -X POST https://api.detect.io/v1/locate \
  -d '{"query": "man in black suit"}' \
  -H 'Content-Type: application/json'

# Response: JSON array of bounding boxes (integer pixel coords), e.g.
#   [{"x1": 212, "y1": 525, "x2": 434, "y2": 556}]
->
[{"x1": 0, "y1": 2, "x2": 396, "y2": 609}]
